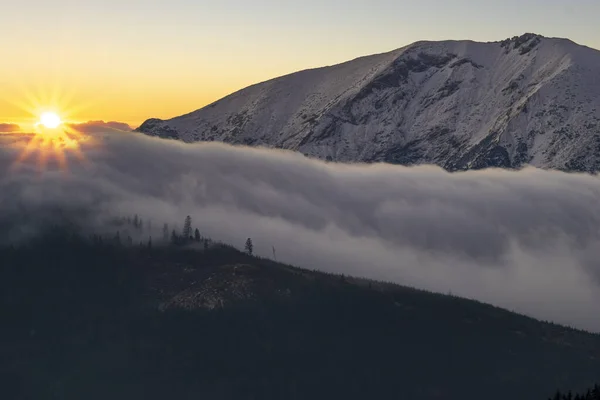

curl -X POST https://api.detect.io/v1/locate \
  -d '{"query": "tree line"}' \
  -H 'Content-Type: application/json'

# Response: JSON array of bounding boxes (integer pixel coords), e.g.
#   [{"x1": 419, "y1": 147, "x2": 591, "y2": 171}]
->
[
  {"x1": 104, "y1": 213, "x2": 255, "y2": 256},
  {"x1": 549, "y1": 385, "x2": 600, "y2": 400}
]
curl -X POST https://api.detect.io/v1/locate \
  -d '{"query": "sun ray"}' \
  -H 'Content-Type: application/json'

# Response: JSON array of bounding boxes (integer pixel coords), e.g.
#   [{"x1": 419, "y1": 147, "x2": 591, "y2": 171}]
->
[
  {"x1": 9, "y1": 98, "x2": 94, "y2": 174},
  {"x1": 36, "y1": 144, "x2": 50, "y2": 173},
  {"x1": 5, "y1": 83, "x2": 105, "y2": 175},
  {"x1": 7, "y1": 82, "x2": 96, "y2": 130},
  {"x1": 12, "y1": 126, "x2": 90, "y2": 174},
  {"x1": 55, "y1": 149, "x2": 68, "y2": 173}
]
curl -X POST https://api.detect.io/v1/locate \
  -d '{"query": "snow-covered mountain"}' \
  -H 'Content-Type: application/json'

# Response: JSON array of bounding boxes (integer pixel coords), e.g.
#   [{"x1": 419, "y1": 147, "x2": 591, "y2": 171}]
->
[{"x1": 137, "y1": 34, "x2": 600, "y2": 171}]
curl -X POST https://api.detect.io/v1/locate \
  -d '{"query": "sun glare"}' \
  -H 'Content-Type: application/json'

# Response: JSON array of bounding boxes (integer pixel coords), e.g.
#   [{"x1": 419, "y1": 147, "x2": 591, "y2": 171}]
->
[
  {"x1": 7, "y1": 96, "x2": 93, "y2": 173},
  {"x1": 39, "y1": 112, "x2": 62, "y2": 129},
  {"x1": 6, "y1": 87, "x2": 96, "y2": 173}
]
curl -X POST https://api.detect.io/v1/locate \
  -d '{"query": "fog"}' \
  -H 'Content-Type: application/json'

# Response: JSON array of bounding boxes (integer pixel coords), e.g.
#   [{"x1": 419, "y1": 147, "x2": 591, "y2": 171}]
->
[{"x1": 1, "y1": 129, "x2": 600, "y2": 332}]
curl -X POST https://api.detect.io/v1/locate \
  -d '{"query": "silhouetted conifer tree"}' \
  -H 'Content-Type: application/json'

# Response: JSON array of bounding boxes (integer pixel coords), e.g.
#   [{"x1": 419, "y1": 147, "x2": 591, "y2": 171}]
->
[
  {"x1": 245, "y1": 238, "x2": 253, "y2": 255},
  {"x1": 194, "y1": 228, "x2": 201, "y2": 242},
  {"x1": 163, "y1": 223, "x2": 169, "y2": 242},
  {"x1": 182, "y1": 216, "x2": 192, "y2": 240}
]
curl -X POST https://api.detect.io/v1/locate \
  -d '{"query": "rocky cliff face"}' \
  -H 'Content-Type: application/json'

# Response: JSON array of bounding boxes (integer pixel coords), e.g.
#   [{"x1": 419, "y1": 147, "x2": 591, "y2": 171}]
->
[{"x1": 138, "y1": 34, "x2": 600, "y2": 172}]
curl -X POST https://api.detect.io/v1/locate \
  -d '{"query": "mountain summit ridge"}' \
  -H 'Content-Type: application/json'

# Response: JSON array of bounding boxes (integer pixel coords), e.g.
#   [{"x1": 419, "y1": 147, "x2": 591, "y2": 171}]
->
[{"x1": 137, "y1": 34, "x2": 600, "y2": 171}]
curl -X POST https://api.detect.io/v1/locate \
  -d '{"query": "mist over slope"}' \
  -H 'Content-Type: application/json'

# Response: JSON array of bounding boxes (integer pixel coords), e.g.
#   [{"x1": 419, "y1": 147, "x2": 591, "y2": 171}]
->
[
  {"x1": 1, "y1": 129, "x2": 600, "y2": 331},
  {"x1": 138, "y1": 33, "x2": 600, "y2": 172}
]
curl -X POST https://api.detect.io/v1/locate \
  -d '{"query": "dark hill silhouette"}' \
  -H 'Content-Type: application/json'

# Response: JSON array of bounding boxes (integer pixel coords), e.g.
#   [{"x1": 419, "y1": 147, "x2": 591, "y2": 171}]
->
[{"x1": 1, "y1": 228, "x2": 599, "y2": 400}]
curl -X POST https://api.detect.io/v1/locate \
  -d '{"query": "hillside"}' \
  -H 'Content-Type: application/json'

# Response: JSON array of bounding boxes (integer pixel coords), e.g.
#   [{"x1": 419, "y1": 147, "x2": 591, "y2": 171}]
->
[
  {"x1": 137, "y1": 33, "x2": 600, "y2": 172},
  {"x1": 2, "y1": 230, "x2": 600, "y2": 400}
]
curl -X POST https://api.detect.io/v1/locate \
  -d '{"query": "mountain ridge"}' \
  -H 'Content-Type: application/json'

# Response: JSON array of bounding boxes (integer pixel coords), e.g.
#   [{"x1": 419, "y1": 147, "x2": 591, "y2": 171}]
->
[{"x1": 137, "y1": 34, "x2": 600, "y2": 171}]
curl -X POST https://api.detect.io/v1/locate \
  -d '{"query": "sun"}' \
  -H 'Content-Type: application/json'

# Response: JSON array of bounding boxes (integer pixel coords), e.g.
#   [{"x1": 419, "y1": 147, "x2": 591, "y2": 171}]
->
[
  {"x1": 39, "y1": 112, "x2": 62, "y2": 129},
  {"x1": 7, "y1": 87, "x2": 95, "y2": 173},
  {"x1": 12, "y1": 108, "x2": 89, "y2": 173}
]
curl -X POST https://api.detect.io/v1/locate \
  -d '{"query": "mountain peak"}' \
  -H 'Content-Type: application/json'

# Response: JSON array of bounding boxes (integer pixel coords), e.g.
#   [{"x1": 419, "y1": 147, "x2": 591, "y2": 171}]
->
[{"x1": 138, "y1": 36, "x2": 600, "y2": 172}]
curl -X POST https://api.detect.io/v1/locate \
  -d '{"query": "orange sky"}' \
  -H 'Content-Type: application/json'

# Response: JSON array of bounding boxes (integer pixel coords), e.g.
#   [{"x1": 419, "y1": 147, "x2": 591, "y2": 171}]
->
[
  {"x1": 0, "y1": 60, "x2": 305, "y2": 130},
  {"x1": 1, "y1": 38, "x2": 373, "y2": 129},
  {"x1": 1, "y1": 0, "x2": 598, "y2": 130}
]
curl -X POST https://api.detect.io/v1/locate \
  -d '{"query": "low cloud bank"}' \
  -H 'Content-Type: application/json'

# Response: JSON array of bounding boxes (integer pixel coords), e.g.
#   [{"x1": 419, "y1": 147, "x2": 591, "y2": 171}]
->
[
  {"x1": 68, "y1": 120, "x2": 132, "y2": 133},
  {"x1": 1, "y1": 130, "x2": 600, "y2": 331},
  {"x1": 0, "y1": 123, "x2": 20, "y2": 133}
]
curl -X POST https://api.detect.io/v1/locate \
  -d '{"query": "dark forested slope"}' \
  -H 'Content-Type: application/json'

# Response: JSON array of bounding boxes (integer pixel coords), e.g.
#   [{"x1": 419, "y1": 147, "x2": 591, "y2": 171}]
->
[{"x1": 1, "y1": 230, "x2": 599, "y2": 400}]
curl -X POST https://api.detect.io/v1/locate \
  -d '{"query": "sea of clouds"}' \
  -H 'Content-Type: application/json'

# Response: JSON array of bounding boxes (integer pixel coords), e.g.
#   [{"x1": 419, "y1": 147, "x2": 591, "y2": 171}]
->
[{"x1": 1, "y1": 128, "x2": 600, "y2": 332}]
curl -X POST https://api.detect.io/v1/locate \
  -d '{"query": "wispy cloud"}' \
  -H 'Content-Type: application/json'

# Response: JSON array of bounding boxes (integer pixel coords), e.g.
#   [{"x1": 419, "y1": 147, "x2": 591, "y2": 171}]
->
[{"x1": 1, "y1": 130, "x2": 599, "y2": 331}]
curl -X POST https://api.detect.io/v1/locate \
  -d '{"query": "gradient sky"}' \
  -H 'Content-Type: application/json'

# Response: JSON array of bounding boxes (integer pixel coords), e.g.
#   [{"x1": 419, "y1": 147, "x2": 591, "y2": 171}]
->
[{"x1": 1, "y1": 0, "x2": 598, "y2": 127}]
